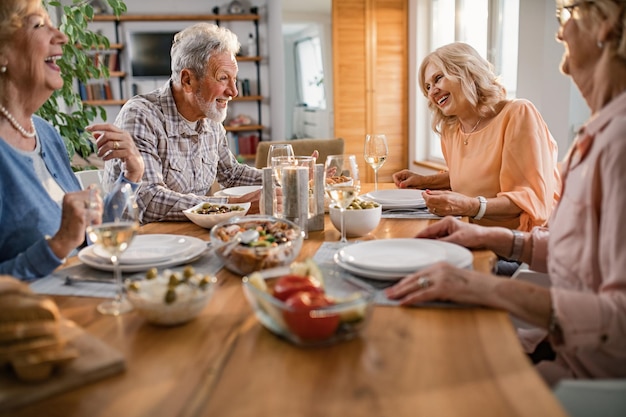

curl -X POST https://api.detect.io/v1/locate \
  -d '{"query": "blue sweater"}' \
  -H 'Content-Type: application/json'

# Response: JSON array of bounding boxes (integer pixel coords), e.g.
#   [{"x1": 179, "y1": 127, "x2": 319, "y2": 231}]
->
[{"x1": 0, "y1": 116, "x2": 82, "y2": 280}]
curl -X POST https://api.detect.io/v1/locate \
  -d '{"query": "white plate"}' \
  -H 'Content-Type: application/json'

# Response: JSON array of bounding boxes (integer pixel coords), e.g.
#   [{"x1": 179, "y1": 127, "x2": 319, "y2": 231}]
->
[
  {"x1": 92, "y1": 234, "x2": 194, "y2": 265},
  {"x1": 80, "y1": 235, "x2": 207, "y2": 272},
  {"x1": 337, "y1": 239, "x2": 446, "y2": 273},
  {"x1": 183, "y1": 202, "x2": 251, "y2": 229},
  {"x1": 334, "y1": 238, "x2": 474, "y2": 281},
  {"x1": 361, "y1": 189, "x2": 426, "y2": 209},
  {"x1": 214, "y1": 185, "x2": 262, "y2": 197},
  {"x1": 334, "y1": 254, "x2": 409, "y2": 280}
]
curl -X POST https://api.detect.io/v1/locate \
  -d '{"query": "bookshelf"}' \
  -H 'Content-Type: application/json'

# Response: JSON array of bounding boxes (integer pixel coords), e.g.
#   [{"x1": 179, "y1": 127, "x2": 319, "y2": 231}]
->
[{"x1": 85, "y1": 13, "x2": 264, "y2": 147}]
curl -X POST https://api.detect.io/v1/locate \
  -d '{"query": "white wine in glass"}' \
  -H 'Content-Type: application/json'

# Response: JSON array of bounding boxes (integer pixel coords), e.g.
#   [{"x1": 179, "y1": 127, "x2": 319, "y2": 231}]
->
[
  {"x1": 364, "y1": 134, "x2": 389, "y2": 191},
  {"x1": 87, "y1": 182, "x2": 139, "y2": 316},
  {"x1": 324, "y1": 154, "x2": 360, "y2": 243}
]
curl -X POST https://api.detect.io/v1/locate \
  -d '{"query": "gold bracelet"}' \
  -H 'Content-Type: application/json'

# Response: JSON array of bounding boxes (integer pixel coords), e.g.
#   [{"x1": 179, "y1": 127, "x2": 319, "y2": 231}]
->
[{"x1": 509, "y1": 230, "x2": 524, "y2": 261}]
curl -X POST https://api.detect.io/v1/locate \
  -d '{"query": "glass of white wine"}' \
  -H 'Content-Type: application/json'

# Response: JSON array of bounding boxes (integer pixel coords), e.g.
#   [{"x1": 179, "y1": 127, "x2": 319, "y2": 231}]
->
[
  {"x1": 364, "y1": 134, "x2": 389, "y2": 192},
  {"x1": 267, "y1": 143, "x2": 294, "y2": 167},
  {"x1": 324, "y1": 154, "x2": 360, "y2": 243},
  {"x1": 87, "y1": 181, "x2": 139, "y2": 315}
]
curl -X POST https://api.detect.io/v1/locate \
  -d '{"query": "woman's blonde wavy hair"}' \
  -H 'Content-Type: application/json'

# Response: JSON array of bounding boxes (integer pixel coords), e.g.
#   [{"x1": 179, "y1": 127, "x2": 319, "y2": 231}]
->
[{"x1": 418, "y1": 42, "x2": 506, "y2": 138}]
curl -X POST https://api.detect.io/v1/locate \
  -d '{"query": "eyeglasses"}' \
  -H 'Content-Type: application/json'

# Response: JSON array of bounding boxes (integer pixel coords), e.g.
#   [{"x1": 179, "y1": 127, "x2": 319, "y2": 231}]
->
[{"x1": 556, "y1": 1, "x2": 591, "y2": 26}]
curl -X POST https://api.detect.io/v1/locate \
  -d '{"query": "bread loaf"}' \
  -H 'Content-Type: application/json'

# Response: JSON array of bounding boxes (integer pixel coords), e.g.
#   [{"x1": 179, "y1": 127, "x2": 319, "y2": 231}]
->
[{"x1": 0, "y1": 275, "x2": 78, "y2": 381}]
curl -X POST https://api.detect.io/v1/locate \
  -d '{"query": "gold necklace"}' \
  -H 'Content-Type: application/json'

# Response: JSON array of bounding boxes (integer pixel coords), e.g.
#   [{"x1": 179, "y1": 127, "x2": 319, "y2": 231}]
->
[
  {"x1": 0, "y1": 103, "x2": 36, "y2": 138},
  {"x1": 462, "y1": 117, "x2": 482, "y2": 145}
]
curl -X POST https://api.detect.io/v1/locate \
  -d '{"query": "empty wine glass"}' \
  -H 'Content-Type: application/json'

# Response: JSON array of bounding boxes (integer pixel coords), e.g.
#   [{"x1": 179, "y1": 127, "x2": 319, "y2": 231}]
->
[
  {"x1": 267, "y1": 143, "x2": 294, "y2": 167},
  {"x1": 324, "y1": 154, "x2": 360, "y2": 243},
  {"x1": 87, "y1": 181, "x2": 139, "y2": 315},
  {"x1": 364, "y1": 134, "x2": 389, "y2": 192}
]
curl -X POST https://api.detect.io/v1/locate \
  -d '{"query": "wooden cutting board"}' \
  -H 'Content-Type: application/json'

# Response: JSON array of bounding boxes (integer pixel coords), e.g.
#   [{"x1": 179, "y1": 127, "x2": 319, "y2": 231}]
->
[{"x1": 0, "y1": 320, "x2": 125, "y2": 411}]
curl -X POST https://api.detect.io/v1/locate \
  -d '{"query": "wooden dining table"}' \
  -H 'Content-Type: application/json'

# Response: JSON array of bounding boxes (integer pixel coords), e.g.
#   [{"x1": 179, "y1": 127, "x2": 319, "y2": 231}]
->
[{"x1": 6, "y1": 183, "x2": 568, "y2": 417}]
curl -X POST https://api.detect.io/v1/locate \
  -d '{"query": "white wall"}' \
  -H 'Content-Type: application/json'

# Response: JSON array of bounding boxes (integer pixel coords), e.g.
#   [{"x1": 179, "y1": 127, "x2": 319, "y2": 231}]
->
[{"x1": 516, "y1": 0, "x2": 589, "y2": 159}]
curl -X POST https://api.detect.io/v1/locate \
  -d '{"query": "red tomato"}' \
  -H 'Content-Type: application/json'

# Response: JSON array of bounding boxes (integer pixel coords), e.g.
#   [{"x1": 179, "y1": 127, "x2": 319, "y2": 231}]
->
[
  {"x1": 273, "y1": 275, "x2": 323, "y2": 302},
  {"x1": 282, "y1": 291, "x2": 340, "y2": 341}
]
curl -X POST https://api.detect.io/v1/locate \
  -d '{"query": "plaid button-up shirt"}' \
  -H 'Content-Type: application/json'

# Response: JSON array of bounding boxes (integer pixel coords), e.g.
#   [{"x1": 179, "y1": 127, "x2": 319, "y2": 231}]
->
[{"x1": 104, "y1": 81, "x2": 261, "y2": 223}]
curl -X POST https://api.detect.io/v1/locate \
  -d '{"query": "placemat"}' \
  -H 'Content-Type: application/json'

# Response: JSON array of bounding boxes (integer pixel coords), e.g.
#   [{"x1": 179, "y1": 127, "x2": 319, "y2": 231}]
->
[
  {"x1": 30, "y1": 248, "x2": 224, "y2": 299},
  {"x1": 381, "y1": 208, "x2": 442, "y2": 219},
  {"x1": 313, "y1": 241, "x2": 468, "y2": 308}
]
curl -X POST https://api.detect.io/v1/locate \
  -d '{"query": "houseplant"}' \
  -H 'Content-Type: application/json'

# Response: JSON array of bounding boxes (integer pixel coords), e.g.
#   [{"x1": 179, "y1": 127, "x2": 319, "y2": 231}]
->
[{"x1": 38, "y1": 0, "x2": 127, "y2": 167}]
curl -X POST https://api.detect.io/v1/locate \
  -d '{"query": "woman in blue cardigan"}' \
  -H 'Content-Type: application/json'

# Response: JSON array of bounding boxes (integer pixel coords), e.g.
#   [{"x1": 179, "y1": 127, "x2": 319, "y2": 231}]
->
[{"x1": 0, "y1": 0, "x2": 144, "y2": 280}]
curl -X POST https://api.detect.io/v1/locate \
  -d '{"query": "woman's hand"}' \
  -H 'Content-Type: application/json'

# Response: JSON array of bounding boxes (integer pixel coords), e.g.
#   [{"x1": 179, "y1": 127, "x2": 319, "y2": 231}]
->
[
  {"x1": 86, "y1": 124, "x2": 144, "y2": 183},
  {"x1": 385, "y1": 262, "x2": 496, "y2": 306},
  {"x1": 392, "y1": 169, "x2": 426, "y2": 189},
  {"x1": 47, "y1": 187, "x2": 103, "y2": 260},
  {"x1": 418, "y1": 216, "x2": 517, "y2": 259},
  {"x1": 422, "y1": 190, "x2": 479, "y2": 217}
]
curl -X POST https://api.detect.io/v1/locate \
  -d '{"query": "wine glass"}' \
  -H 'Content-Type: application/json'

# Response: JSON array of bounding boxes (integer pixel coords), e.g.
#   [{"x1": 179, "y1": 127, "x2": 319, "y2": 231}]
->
[
  {"x1": 267, "y1": 143, "x2": 294, "y2": 167},
  {"x1": 87, "y1": 181, "x2": 139, "y2": 315},
  {"x1": 364, "y1": 134, "x2": 389, "y2": 192},
  {"x1": 324, "y1": 154, "x2": 360, "y2": 243}
]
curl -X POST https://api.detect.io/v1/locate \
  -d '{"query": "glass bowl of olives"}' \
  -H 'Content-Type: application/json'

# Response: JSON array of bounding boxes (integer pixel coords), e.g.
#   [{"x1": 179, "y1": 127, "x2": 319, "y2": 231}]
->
[{"x1": 125, "y1": 266, "x2": 217, "y2": 326}]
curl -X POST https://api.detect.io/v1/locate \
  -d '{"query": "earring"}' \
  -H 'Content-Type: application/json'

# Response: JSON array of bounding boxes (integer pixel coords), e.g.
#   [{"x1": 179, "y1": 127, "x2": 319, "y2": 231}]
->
[
  {"x1": 0, "y1": 66, "x2": 6, "y2": 73},
  {"x1": 597, "y1": 41, "x2": 604, "y2": 49}
]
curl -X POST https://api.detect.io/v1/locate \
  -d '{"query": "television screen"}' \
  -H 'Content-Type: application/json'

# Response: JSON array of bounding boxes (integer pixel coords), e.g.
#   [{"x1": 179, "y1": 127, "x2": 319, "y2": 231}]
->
[{"x1": 128, "y1": 32, "x2": 176, "y2": 78}]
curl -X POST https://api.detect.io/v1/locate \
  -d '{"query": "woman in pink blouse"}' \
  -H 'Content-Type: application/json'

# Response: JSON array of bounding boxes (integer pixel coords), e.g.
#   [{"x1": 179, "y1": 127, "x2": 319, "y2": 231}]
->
[
  {"x1": 393, "y1": 42, "x2": 561, "y2": 233},
  {"x1": 387, "y1": 0, "x2": 626, "y2": 385}
]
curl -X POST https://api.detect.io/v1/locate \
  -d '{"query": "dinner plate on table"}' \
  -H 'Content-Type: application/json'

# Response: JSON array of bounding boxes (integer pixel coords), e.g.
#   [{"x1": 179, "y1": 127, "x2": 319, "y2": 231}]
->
[
  {"x1": 361, "y1": 189, "x2": 427, "y2": 209},
  {"x1": 214, "y1": 185, "x2": 262, "y2": 198},
  {"x1": 92, "y1": 234, "x2": 194, "y2": 265},
  {"x1": 334, "y1": 238, "x2": 473, "y2": 281},
  {"x1": 337, "y1": 239, "x2": 446, "y2": 273},
  {"x1": 79, "y1": 235, "x2": 207, "y2": 272}
]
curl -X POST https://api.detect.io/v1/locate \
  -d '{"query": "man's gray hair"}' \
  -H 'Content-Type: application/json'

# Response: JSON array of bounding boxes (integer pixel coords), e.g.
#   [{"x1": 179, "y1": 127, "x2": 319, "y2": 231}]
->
[{"x1": 170, "y1": 22, "x2": 240, "y2": 83}]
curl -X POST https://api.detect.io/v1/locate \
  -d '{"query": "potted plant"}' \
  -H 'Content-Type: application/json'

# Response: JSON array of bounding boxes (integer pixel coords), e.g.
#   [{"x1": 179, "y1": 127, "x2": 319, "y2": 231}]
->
[{"x1": 39, "y1": 0, "x2": 127, "y2": 168}]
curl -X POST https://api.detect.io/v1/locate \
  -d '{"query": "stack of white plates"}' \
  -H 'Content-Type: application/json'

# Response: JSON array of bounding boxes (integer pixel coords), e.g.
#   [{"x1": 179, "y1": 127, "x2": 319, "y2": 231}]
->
[
  {"x1": 360, "y1": 189, "x2": 426, "y2": 209},
  {"x1": 78, "y1": 234, "x2": 207, "y2": 273},
  {"x1": 334, "y1": 238, "x2": 473, "y2": 281}
]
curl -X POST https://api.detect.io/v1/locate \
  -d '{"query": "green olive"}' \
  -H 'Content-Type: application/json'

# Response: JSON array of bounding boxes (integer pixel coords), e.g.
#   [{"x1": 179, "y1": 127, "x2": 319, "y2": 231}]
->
[
  {"x1": 168, "y1": 273, "x2": 180, "y2": 287},
  {"x1": 164, "y1": 288, "x2": 177, "y2": 304},
  {"x1": 199, "y1": 275, "x2": 212, "y2": 289},
  {"x1": 128, "y1": 281, "x2": 140, "y2": 292},
  {"x1": 145, "y1": 267, "x2": 158, "y2": 280},
  {"x1": 183, "y1": 266, "x2": 195, "y2": 280}
]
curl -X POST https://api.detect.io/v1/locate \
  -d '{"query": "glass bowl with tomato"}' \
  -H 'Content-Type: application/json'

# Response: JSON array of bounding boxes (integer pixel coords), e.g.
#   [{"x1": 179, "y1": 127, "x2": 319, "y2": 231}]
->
[
  {"x1": 242, "y1": 260, "x2": 375, "y2": 347},
  {"x1": 210, "y1": 215, "x2": 305, "y2": 276}
]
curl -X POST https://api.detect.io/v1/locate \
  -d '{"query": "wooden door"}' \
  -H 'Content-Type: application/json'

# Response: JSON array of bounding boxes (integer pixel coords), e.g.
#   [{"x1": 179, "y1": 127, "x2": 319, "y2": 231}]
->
[{"x1": 333, "y1": 0, "x2": 408, "y2": 184}]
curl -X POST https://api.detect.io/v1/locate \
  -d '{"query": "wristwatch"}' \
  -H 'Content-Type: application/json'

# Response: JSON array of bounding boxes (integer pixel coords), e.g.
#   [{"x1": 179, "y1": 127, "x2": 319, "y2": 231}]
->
[{"x1": 473, "y1": 196, "x2": 487, "y2": 220}]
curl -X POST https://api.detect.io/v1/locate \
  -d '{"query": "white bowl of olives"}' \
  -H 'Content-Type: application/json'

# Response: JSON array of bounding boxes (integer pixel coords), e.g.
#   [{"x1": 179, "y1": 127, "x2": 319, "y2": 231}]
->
[
  {"x1": 126, "y1": 266, "x2": 217, "y2": 326},
  {"x1": 329, "y1": 198, "x2": 382, "y2": 237},
  {"x1": 183, "y1": 202, "x2": 251, "y2": 229}
]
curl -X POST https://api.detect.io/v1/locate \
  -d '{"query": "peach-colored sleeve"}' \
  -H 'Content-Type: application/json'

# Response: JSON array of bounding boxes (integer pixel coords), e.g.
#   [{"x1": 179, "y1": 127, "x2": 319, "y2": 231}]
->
[{"x1": 495, "y1": 100, "x2": 561, "y2": 231}]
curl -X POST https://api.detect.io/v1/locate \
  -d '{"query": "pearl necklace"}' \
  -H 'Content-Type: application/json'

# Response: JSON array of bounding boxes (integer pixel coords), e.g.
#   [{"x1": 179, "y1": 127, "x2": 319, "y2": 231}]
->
[
  {"x1": 462, "y1": 117, "x2": 482, "y2": 145},
  {"x1": 0, "y1": 103, "x2": 36, "y2": 138}
]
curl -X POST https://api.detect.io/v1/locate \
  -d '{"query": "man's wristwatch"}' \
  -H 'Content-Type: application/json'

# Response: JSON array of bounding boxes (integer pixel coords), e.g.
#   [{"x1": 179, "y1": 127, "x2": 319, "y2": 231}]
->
[{"x1": 473, "y1": 196, "x2": 487, "y2": 220}]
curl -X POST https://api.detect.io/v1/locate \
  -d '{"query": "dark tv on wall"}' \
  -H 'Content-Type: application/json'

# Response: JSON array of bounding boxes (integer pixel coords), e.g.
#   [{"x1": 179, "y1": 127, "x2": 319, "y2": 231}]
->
[{"x1": 128, "y1": 31, "x2": 176, "y2": 78}]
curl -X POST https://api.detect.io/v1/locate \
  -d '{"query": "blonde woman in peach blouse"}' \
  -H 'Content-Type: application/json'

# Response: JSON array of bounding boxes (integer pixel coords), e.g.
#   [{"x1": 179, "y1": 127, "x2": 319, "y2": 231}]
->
[{"x1": 393, "y1": 42, "x2": 561, "y2": 233}]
